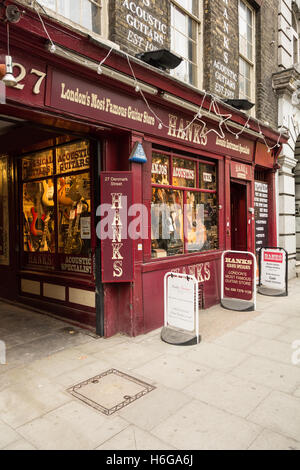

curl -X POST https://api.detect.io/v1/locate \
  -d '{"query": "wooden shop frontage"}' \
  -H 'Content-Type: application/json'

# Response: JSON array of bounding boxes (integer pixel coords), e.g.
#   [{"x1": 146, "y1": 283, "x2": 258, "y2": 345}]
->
[{"x1": 0, "y1": 8, "x2": 285, "y2": 337}]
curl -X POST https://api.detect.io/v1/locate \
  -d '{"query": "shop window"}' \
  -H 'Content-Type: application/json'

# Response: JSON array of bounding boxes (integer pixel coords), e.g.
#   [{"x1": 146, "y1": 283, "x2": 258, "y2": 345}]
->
[
  {"x1": 151, "y1": 152, "x2": 218, "y2": 259},
  {"x1": 170, "y1": 0, "x2": 200, "y2": 86},
  {"x1": 0, "y1": 156, "x2": 10, "y2": 266},
  {"x1": 238, "y1": 0, "x2": 255, "y2": 105},
  {"x1": 38, "y1": 0, "x2": 105, "y2": 36},
  {"x1": 21, "y1": 140, "x2": 92, "y2": 274}
]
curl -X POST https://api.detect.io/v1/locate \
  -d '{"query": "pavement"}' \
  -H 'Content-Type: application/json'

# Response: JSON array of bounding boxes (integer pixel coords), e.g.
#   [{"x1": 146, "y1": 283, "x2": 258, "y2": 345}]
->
[{"x1": 0, "y1": 278, "x2": 300, "y2": 450}]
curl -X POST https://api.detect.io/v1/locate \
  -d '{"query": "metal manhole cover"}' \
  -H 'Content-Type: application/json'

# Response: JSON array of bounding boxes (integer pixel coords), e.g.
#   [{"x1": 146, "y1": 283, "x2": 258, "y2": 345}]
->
[{"x1": 67, "y1": 369, "x2": 156, "y2": 415}]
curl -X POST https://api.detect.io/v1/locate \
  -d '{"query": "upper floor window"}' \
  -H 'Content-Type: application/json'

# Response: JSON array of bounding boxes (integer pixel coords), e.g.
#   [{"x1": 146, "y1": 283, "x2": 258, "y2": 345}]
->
[
  {"x1": 170, "y1": 0, "x2": 200, "y2": 87},
  {"x1": 38, "y1": 0, "x2": 103, "y2": 35},
  {"x1": 292, "y1": 12, "x2": 299, "y2": 64},
  {"x1": 238, "y1": 0, "x2": 255, "y2": 102}
]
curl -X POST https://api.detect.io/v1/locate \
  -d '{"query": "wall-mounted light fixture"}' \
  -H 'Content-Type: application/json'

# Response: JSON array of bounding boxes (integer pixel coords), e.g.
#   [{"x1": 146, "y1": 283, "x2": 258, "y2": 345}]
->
[{"x1": 2, "y1": 24, "x2": 17, "y2": 87}]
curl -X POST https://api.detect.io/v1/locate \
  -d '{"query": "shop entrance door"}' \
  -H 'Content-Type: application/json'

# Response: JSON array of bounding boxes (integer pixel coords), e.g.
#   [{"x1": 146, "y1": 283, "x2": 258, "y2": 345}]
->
[{"x1": 230, "y1": 182, "x2": 247, "y2": 251}]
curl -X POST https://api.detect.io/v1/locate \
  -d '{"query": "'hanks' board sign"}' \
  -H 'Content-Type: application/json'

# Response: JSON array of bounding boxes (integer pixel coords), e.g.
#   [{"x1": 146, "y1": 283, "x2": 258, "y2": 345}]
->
[
  {"x1": 258, "y1": 247, "x2": 288, "y2": 296},
  {"x1": 223, "y1": 252, "x2": 254, "y2": 301},
  {"x1": 221, "y1": 250, "x2": 256, "y2": 311},
  {"x1": 100, "y1": 172, "x2": 134, "y2": 283}
]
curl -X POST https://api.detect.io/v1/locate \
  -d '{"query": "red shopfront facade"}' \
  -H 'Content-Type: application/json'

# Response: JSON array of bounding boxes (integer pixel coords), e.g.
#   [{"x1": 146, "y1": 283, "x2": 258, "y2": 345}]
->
[{"x1": 0, "y1": 8, "x2": 284, "y2": 337}]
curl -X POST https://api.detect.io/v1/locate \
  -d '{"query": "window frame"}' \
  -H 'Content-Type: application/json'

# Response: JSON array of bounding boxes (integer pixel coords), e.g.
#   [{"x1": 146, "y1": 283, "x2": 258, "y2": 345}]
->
[
  {"x1": 150, "y1": 149, "x2": 218, "y2": 259},
  {"x1": 34, "y1": 0, "x2": 108, "y2": 39},
  {"x1": 170, "y1": 0, "x2": 202, "y2": 88},
  {"x1": 238, "y1": 0, "x2": 256, "y2": 107}
]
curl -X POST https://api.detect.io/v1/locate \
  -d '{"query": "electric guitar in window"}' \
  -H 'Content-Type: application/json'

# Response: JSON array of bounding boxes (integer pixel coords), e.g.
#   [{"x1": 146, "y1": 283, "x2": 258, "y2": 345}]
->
[
  {"x1": 30, "y1": 183, "x2": 45, "y2": 237},
  {"x1": 42, "y1": 179, "x2": 54, "y2": 208}
]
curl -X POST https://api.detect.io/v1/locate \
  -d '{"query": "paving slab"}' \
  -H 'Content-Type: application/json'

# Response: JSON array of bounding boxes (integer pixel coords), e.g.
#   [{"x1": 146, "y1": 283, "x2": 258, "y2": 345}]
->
[
  {"x1": 28, "y1": 348, "x2": 97, "y2": 379},
  {"x1": 281, "y1": 317, "x2": 300, "y2": 330},
  {"x1": 54, "y1": 358, "x2": 113, "y2": 388},
  {"x1": 96, "y1": 425, "x2": 176, "y2": 450},
  {"x1": 0, "y1": 381, "x2": 71, "y2": 428},
  {"x1": 248, "y1": 429, "x2": 300, "y2": 450},
  {"x1": 92, "y1": 342, "x2": 163, "y2": 371},
  {"x1": 253, "y1": 312, "x2": 291, "y2": 325},
  {"x1": 183, "y1": 370, "x2": 270, "y2": 418},
  {"x1": 118, "y1": 385, "x2": 191, "y2": 431},
  {"x1": 213, "y1": 330, "x2": 260, "y2": 352},
  {"x1": 275, "y1": 327, "x2": 300, "y2": 345},
  {"x1": 17, "y1": 401, "x2": 128, "y2": 450},
  {"x1": 132, "y1": 354, "x2": 211, "y2": 391},
  {"x1": 245, "y1": 338, "x2": 295, "y2": 365},
  {"x1": 230, "y1": 356, "x2": 300, "y2": 393},
  {"x1": 247, "y1": 391, "x2": 300, "y2": 442},
  {"x1": 235, "y1": 321, "x2": 286, "y2": 340},
  {"x1": 0, "y1": 366, "x2": 49, "y2": 393},
  {"x1": 181, "y1": 343, "x2": 249, "y2": 372},
  {"x1": 0, "y1": 421, "x2": 21, "y2": 449},
  {"x1": 151, "y1": 400, "x2": 261, "y2": 450},
  {"x1": 2, "y1": 439, "x2": 37, "y2": 450},
  {"x1": 73, "y1": 335, "x2": 130, "y2": 354}
]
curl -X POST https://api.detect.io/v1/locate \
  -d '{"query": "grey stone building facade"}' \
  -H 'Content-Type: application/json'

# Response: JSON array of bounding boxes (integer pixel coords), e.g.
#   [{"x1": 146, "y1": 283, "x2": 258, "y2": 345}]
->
[{"x1": 273, "y1": 0, "x2": 300, "y2": 278}]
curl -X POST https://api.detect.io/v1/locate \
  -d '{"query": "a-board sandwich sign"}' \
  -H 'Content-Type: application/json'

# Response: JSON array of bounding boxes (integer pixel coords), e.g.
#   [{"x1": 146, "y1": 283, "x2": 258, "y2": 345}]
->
[
  {"x1": 221, "y1": 250, "x2": 257, "y2": 311},
  {"x1": 258, "y1": 247, "x2": 288, "y2": 297},
  {"x1": 161, "y1": 272, "x2": 200, "y2": 346}
]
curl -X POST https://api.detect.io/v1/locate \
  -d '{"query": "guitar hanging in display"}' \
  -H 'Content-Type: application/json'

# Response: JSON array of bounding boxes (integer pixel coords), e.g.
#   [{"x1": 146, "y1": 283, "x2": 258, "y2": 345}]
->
[{"x1": 42, "y1": 179, "x2": 54, "y2": 208}]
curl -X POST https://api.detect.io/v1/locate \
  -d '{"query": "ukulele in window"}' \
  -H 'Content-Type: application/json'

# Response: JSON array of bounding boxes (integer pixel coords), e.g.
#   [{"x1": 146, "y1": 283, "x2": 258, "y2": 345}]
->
[{"x1": 57, "y1": 177, "x2": 74, "y2": 207}]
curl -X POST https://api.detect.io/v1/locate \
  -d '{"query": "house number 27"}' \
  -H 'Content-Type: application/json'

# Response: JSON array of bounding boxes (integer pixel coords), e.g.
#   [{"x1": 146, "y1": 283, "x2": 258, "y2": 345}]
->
[{"x1": 12, "y1": 63, "x2": 46, "y2": 95}]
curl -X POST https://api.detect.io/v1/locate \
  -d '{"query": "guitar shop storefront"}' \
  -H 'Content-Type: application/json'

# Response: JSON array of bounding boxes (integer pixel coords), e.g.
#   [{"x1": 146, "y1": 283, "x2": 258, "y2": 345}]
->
[{"x1": 0, "y1": 13, "x2": 285, "y2": 337}]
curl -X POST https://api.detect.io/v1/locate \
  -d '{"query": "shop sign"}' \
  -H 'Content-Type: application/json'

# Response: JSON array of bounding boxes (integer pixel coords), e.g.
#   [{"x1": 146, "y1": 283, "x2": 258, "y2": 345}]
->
[
  {"x1": 162, "y1": 272, "x2": 200, "y2": 346},
  {"x1": 203, "y1": 172, "x2": 212, "y2": 183},
  {"x1": 56, "y1": 141, "x2": 90, "y2": 174},
  {"x1": 231, "y1": 161, "x2": 253, "y2": 180},
  {"x1": 0, "y1": 48, "x2": 47, "y2": 107},
  {"x1": 258, "y1": 247, "x2": 288, "y2": 296},
  {"x1": 100, "y1": 172, "x2": 134, "y2": 283},
  {"x1": 121, "y1": 0, "x2": 168, "y2": 52},
  {"x1": 22, "y1": 150, "x2": 53, "y2": 180},
  {"x1": 49, "y1": 70, "x2": 255, "y2": 161},
  {"x1": 255, "y1": 181, "x2": 268, "y2": 252},
  {"x1": 221, "y1": 250, "x2": 256, "y2": 311},
  {"x1": 60, "y1": 255, "x2": 92, "y2": 274},
  {"x1": 212, "y1": 0, "x2": 238, "y2": 99}
]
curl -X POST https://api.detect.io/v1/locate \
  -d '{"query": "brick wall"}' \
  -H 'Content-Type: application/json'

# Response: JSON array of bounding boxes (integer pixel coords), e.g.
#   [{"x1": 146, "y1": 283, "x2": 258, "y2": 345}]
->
[
  {"x1": 109, "y1": 0, "x2": 169, "y2": 56},
  {"x1": 203, "y1": 0, "x2": 239, "y2": 100},
  {"x1": 202, "y1": 0, "x2": 278, "y2": 127}
]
